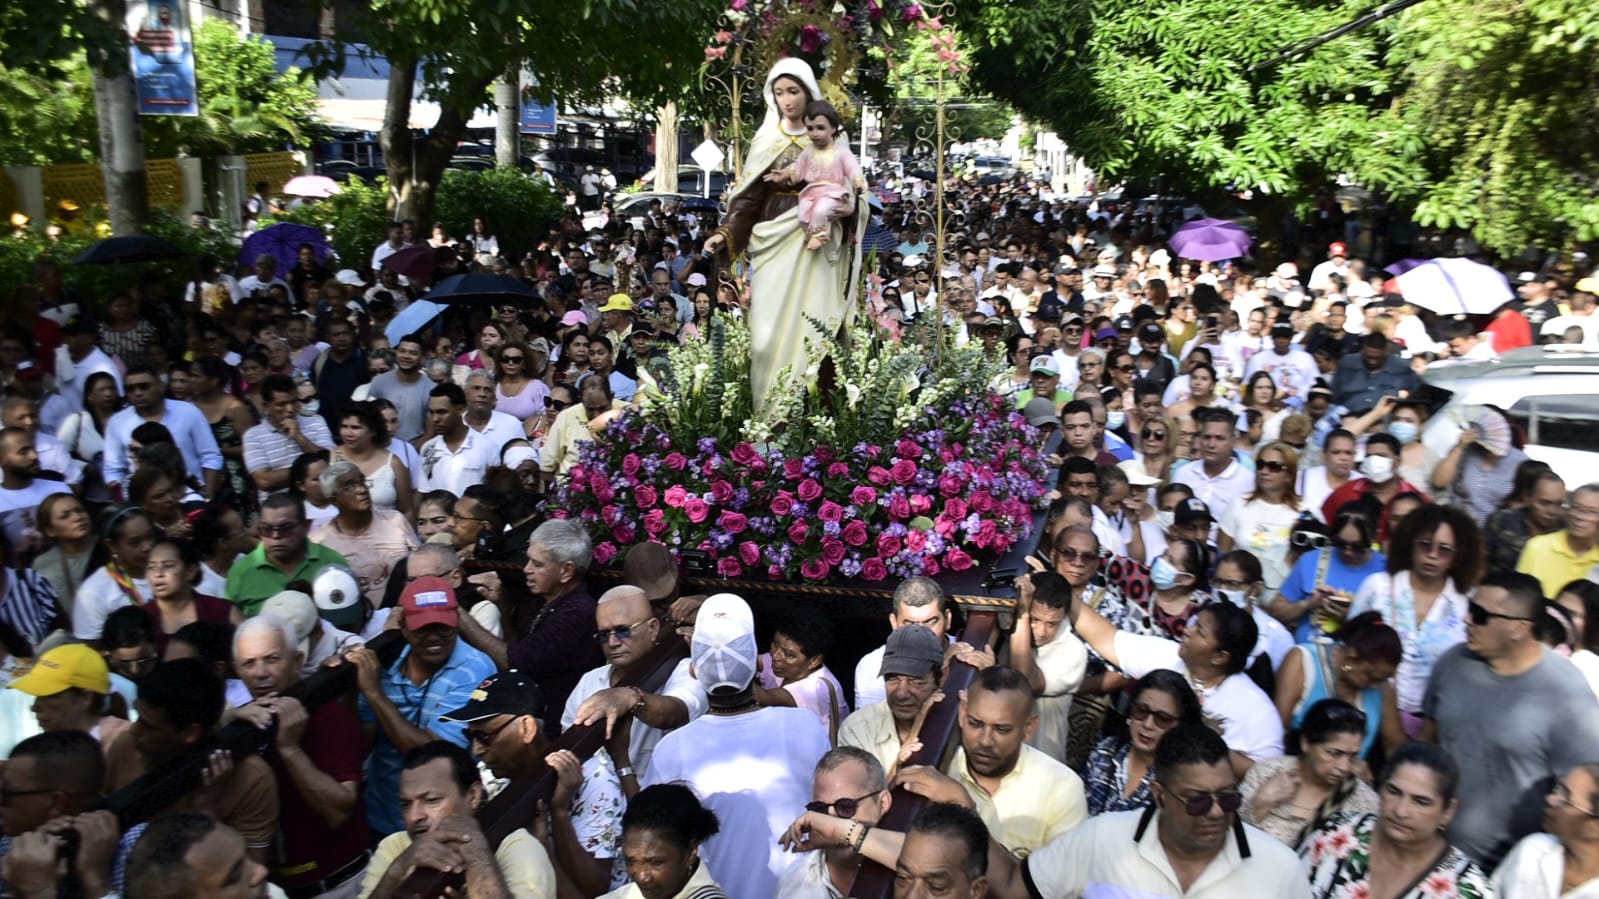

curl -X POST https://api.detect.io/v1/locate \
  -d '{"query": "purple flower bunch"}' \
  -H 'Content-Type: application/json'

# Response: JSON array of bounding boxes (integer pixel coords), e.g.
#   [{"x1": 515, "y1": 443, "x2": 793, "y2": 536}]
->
[{"x1": 554, "y1": 392, "x2": 1051, "y2": 584}]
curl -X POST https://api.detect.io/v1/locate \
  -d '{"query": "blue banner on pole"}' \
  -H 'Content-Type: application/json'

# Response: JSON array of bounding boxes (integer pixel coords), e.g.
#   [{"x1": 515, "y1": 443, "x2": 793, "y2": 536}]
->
[
  {"x1": 128, "y1": 0, "x2": 199, "y2": 116},
  {"x1": 520, "y1": 96, "x2": 557, "y2": 135}
]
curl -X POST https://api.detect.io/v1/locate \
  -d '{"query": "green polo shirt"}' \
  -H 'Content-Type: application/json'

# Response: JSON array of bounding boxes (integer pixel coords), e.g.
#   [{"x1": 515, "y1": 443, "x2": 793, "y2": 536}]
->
[{"x1": 225, "y1": 542, "x2": 350, "y2": 617}]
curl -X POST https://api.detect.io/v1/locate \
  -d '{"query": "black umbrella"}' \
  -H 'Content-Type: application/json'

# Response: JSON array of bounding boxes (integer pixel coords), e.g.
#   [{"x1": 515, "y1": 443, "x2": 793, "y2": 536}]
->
[
  {"x1": 426, "y1": 272, "x2": 540, "y2": 305},
  {"x1": 71, "y1": 234, "x2": 187, "y2": 265}
]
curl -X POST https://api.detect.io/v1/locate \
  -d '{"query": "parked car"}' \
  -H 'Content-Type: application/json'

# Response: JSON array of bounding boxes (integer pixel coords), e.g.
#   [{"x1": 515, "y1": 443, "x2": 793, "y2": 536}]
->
[
  {"x1": 608, "y1": 192, "x2": 722, "y2": 231},
  {"x1": 1417, "y1": 345, "x2": 1599, "y2": 488}
]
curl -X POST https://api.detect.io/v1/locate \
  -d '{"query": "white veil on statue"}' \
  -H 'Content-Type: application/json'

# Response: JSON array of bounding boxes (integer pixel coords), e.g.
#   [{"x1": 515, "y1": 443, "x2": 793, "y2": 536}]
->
[{"x1": 737, "y1": 59, "x2": 824, "y2": 195}]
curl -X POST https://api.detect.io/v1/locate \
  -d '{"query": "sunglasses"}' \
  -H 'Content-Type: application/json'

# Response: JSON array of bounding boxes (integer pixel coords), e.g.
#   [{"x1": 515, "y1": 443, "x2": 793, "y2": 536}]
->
[
  {"x1": 1113, "y1": 364, "x2": 1136, "y2": 372},
  {"x1": 1468, "y1": 601, "x2": 1534, "y2": 626},
  {"x1": 594, "y1": 617, "x2": 653, "y2": 644},
  {"x1": 549, "y1": 400, "x2": 572, "y2": 411},
  {"x1": 1129, "y1": 702, "x2": 1180, "y2": 728},
  {"x1": 1416, "y1": 537, "x2": 1456, "y2": 558},
  {"x1": 1170, "y1": 789, "x2": 1243, "y2": 817},
  {"x1": 804, "y1": 793, "x2": 878, "y2": 819},
  {"x1": 1257, "y1": 460, "x2": 1289, "y2": 473},
  {"x1": 1291, "y1": 532, "x2": 1329, "y2": 549},
  {"x1": 501, "y1": 355, "x2": 524, "y2": 363},
  {"x1": 467, "y1": 716, "x2": 518, "y2": 746},
  {"x1": 1052, "y1": 547, "x2": 1101, "y2": 565},
  {"x1": 1141, "y1": 428, "x2": 1167, "y2": 440}
]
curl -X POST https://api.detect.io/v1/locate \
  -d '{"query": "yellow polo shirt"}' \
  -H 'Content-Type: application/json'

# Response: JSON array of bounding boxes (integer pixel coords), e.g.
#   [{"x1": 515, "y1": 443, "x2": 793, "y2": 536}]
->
[
  {"x1": 946, "y1": 743, "x2": 1087, "y2": 856},
  {"x1": 538, "y1": 399, "x2": 625, "y2": 476},
  {"x1": 1517, "y1": 531, "x2": 1599, "y2": 599},
  {"x1": 836, "y1": 700, "x2": 903, "y2": 777},
  {"x1": 360, "y1": 827, "x2": 554, "y2": 899}
]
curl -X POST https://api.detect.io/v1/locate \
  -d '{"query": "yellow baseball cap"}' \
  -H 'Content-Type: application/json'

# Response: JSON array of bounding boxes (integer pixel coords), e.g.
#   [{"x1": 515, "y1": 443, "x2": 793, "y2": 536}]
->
[
  {"x1": 8, "y1": 643, "x2": 110, "y2": 696},
  {"x1": 598, "y1": 294, "x2": 634, "y2": 313}
]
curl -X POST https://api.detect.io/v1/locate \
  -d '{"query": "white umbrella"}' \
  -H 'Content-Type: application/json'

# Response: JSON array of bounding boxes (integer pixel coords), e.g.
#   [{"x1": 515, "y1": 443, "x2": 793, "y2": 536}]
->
[
  {"x1": 1394, "y1": 257, "x2": 1513, "y2": 315},
  {"x1": 282, "y1": 175, "x2": 343, "y2": 198}
]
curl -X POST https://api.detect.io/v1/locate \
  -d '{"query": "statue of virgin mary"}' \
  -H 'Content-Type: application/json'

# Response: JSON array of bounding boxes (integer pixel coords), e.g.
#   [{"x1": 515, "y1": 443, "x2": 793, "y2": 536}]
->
[{"x1": 704, "y1": 59, "x2": 869, "y2": 415}]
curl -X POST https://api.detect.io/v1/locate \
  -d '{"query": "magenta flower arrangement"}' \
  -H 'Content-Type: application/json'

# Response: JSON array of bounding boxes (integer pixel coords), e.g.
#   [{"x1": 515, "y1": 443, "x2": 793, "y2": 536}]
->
[{"x1": 553, "y1": 391, "x2": 1050, "y2": 583}]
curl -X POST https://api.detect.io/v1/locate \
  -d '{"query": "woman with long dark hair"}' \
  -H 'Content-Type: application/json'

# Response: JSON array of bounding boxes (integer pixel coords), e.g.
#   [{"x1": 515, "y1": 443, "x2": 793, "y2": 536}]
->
[
  {"x1": 72, "y1": 507, "x2": 155, "y2": 643},
  {"x1": 1084, "y1": 670, "x2": 1202, "y2": 815},
  {"x1": 1555, "y1": 580, "x2": 1599, "y2": 701},
  {"x1": 189, "y1": 356, "x2": 256, "y2": 517},
  {"x1": 56, "y1": 371, "x2": 123, "y2": 508},
  {"x1": 33, "y1": 493, "x2": 97, "y2": 624}
]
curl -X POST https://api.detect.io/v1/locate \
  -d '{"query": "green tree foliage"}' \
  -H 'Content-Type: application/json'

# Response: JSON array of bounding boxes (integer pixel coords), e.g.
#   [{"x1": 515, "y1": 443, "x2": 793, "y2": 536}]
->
[
  {"x1": 267, "y1": 176, "x2": 391, "y2": 274},
  {"x1": 1390, "y1": 0, "x2": 1599, "y2": 251},
  {"x1": 0, "y1": 56, "x2": 98, "y2": 165}
]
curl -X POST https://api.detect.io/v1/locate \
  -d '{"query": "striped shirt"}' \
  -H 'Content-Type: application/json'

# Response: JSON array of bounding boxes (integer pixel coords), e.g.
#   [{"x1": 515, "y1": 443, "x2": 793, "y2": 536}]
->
[
  {"x1": 242, "y1": 416, "x2": 336, "y2": 499},
  {"x1": 0, "y1": 569, "x2": 63, "y2": 649}
]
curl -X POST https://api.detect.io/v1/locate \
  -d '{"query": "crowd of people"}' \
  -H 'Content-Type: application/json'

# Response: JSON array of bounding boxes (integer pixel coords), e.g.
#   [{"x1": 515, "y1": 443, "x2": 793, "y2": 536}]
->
[{"x1": 0, "y1": 169, "x2": 1598, "y2": 899}]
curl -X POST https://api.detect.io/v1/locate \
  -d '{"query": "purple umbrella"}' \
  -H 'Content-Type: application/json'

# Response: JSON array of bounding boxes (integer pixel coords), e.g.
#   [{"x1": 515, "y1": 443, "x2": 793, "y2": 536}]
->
[
  {"x1": 1169, "y1": 218, "x2": 1251, "y2": 262},
  {"x1": 240, "y1": 222, "x2": 331, "y2": 274},
  {"x1": 1383, "y1": 258, "x2": 1429, "y2": 276}
]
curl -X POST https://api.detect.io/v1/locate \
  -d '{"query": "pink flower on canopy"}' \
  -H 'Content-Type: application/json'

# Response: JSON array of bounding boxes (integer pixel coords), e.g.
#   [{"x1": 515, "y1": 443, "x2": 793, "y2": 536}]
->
[
  {"x1": 850, "y1": 485, "x2": 878, "y2": 507},
  {"x1": 731, "y1": 0, "x2": 747, "y2": 10},
  {"x1": 591, "y1": 479, "x2": 615, "y2": 506},
  {"x1": 797, "y1": 478, "x2": 824, "y2": 502},
  {"x1": 634, "y1": 484, "x2": 658, "y2": 509},
  {"x1": 878, "y1": 533, "x2": 903, "y2": 557},
  {"x1": 901, "y1": 3, "x2": 922, "y2": 22},
  {"x1": 944, "y1": 498, "x2": 968, "y2": 521},
  {"x1": 684, "y1": 498, "x2": 710, "y2": 523},
  {"x1": 715, "y1": 29, "x2": 733, "y2": 43},
  {"x1": 842, "y1": 520, "x2": 870, "y2": 547},
  {"x1": 969, "y1": 490, "x2": 995, "y2": 513},
  {"x1": 826, "y1": 461, "x2": 851, "y2": 479},
  {"x1": 770, "y1": 490, "x2": 796, "y2": 516},
  {"x1": 934, "y1": 517, "x2": 957, "y2": 538},
  {"x1": 568, "y1": 466, "x2": 588, "y2": 488},
  {"x1": 908, "y1": 494, "x2": 933, "y2": 514},
  {"x1": 888, "y1": 495, "x2": 912, "y2": 520},
  {"x1": 973, "y1": 519, "x2": 1000, "y2": 549},
  {"x1": 938, "y1": 473, "x2": 964, "y2": 497},
  {"x1": 945, "y1": 548, "x2": 974, "y2": 571},
  {"x1": 593, "y1": 542, "x2": 618, "y2": 566},
  {"x1": 861, "y1": 557, "x2": 889, "y2": 581},
  {"x1": 896, "y1": 439, "x2": 923, "y2": 460},
  {"x1": 820, "y1": 538, "x2": 847, "y2": 565},
  {"x1": 719, "y1": 510, "x2": 749, "y2": 534},
  {"x1": 621, "y1": 454, "x2": 642, "y2": 477},
  {"x1": 866, "y1": 466, "x2": 892, "y2": 487},
  {"x1": 905, "y1": 530, "x2": 927, "y2": 553},
  {"x1": 710, "y1": 480, "x2": 735, "y2": 504},
  {"x1": 799, "y1": 24, "x2": 824, "y2": 53},
  {"x1": 642, "y1": 509, "x2": 667, "y2": 535},
  {"x1": 816, "y1": 501, "x2": 844, "y2": 523},
  {"x1": 730, "y1": 442, "x2": 759, "y2": 465},
  {"x1": 612, "y1": 522, "x2": 636, "y2": 545},
  {"x1": 664, "y1": 452, "x2": 688, "y2": 471},
  {"x1": 717, "y1": 557, "x2": 743, "y2": 578},
  {"x1": 705, "y1": 46, "x2": 727, "y2": 61},
  {"x1": 769, "y1": 564, "x2": 786, "y2": 580},
  {"x1": 788, "y1": 520, "x2": 810, "y2": 544},
  {"x1": 784, "y1": 458, "x2": 807, "y2": 480},
  {"x1": 739, "y1": 541, "x2": 761, "y2": 566},
  {"x1": 921, "y1": 555, "x2": 941, "y2": 576},
  {"x1": 890, "y1": 460, "x2": 918, "y2": 485},
  {"x1": 800, "y1": 558, "x2": 830, "y2": 580},
  {"x1": 664, "y1": 485, "x2": 689, "y2": 508}
]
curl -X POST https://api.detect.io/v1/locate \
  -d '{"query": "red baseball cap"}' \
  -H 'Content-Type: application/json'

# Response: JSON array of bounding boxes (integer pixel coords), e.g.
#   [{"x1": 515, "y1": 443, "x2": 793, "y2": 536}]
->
[
  {"x1": 1329, "y1": 242, "x2": 1348, "y2": 257},
  {"x1": 400, "y1": 576, "x2": 459, "y2": 630}
]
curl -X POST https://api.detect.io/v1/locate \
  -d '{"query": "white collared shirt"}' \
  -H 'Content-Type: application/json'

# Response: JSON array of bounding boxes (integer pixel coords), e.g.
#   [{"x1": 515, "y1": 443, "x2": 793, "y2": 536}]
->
[{"x1": 416, "y1": 428, "x2": 498, "y2": 496}]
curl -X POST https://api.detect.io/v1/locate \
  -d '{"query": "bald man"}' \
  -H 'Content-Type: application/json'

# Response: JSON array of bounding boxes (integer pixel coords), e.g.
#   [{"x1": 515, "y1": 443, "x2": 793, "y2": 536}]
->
[{"x1": 562, "y1": 585, "x2": 708, "y2": 787}]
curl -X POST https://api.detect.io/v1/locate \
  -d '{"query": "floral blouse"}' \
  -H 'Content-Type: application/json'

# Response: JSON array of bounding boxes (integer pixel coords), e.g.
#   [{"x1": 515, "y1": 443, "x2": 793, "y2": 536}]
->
[{"x1": 1301, "y1": 813, "x2": 1494, "y2": 899}]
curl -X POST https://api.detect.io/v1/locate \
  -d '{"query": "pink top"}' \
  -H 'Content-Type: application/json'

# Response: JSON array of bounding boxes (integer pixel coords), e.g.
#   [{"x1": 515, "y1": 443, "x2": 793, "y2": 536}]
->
[
  {"x1": 496, "y1": 378, "x2": 550, "y2": 419},
  {"x1": 758, "y1": 655, "x2": 850, "y2": 736}
]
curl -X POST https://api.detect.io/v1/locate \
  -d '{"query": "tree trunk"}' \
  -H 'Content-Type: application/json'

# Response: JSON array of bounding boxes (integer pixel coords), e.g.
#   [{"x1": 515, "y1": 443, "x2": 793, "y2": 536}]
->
[
  {"x1": 379, "y1": 53, "x2": 417, "y2": 217},
  {"x1": 655, "y1": 101, "x2": 679, "y2": 193},
  {"x1": 91, "y1": 0, "x2": 148, "y2": 235},
  {"x1": 494, "y1": 65, "x2": 519, "y2": 169},
  {"x1": 396, "y1": 78, "x2": 498, "y2": 230}
]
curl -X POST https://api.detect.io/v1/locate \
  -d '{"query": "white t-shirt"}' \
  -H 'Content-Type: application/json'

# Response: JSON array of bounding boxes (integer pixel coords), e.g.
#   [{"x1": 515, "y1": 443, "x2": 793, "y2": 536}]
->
[
  {"x1": 73, "y1": 568, "x2": 153, "y2": 641},
  {"x1": 642, "y1": 707, "x2": 830, "y2": 899},
  {"x1": 1493, "y1": 832, "x2": 1599, "y2": 899},
  {"x1": 1218, "y1": 497, "x2": 1301, "y2": 592},
  {"x1": 1298, "y1": 466, "x2": 1363, "y2": 523},
  {"x1": 1112, "y1": 630, "x2": 1285, "y2": 761},
  {"x1": 417, "y1": 430, "x2": 499, "y2": 497},
  {"x1": 561, "y1": 658, "x2": 707, "y2": 780},
  {"x1": 1028, "y1": 626, "x2": 1089, "y2": 764},
  {"x1": 0, "y1": 480, "x2": 72, "y2": 556}
]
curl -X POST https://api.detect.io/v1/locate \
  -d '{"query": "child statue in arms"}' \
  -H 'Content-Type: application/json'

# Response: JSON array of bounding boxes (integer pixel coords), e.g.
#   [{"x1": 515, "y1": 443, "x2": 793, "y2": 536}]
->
[{"x1": 766, "y1": 100, "x2": 866, "y2": 251}]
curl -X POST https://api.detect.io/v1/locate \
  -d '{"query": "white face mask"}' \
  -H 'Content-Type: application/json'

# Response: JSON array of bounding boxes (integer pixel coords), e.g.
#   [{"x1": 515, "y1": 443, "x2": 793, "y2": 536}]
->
[
  {"x1": 1217, "y1": 588, "x2": 1250, "y2": 608},
  {"x1": 1106, "y1": 410, "x2": 1127, "y2": 430},
  {"x1": 1360, "y1": 454, "x2": 1395, "y2": 483},
  {"x1": 1157, "y1": 510, "x2": 1176, "y2": 531}
]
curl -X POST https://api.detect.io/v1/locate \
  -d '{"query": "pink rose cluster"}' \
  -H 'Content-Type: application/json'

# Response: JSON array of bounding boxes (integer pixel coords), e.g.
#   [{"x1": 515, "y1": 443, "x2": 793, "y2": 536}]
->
[{"x1": 557, "y1": 393, "x2": 1049, "y2": 583}]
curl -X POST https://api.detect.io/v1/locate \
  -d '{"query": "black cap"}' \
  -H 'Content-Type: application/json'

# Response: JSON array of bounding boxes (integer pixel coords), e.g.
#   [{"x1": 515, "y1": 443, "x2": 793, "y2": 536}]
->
[
  {"x1": 1138, "y1": 322, "x2": 1164, "y2": 342},
  {"x1": 1115, "y1": 315, "x2": 1135, "y2": 331},
  {"x1": 440, "y1": 671, "x2": 543, "y2": 722},
  {"x1": 1270, "y1": 322, "x2": 1295, "y2": 337},
  {"x1": 1174, "y1": 497, "x2": 1213, "y2": 526},
  {"x1": 62, "y1": 313, "x2": 98, "y2": 336}
]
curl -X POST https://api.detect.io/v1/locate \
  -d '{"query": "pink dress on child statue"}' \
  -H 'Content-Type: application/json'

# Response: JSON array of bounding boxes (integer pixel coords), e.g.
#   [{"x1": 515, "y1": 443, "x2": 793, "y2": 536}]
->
[{"x1": 795, "y1": 142, "x2": 865, "y2": 237}]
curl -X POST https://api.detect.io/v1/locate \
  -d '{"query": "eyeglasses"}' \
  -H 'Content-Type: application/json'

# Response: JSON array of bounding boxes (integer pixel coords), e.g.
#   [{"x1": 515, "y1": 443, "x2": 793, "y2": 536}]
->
[
  {"x1": 1052, "y1": 547, "x2": 1100, "y2": 565},
  {"x1": 804, "y1": 793, "x2": 878, "y2": 819},
  {"x1": 1291, "y1": 532, "x2": 1330, "y2": 549},
  {"x1": 1170, "y1": 789, "x2": 1243, "y2": 817},
  {"x1": 258, "y1": 522, "x2": 302, "y2": 538},
  {"x1": 501, "y1": 355, "x2": 524, "y2": 364},
  {"x1": 467, "y1": 717, "x2": 518, "y2": 746},
  {"x1": 1211, "y1": 577, "x2": 1255, "y2": 591},
  {"x1": 1141, "y1": 429, "x2": 1167, "y2": 441},
  {"x1": 1416, "y1": 537, "x2": 1456, "y2": 558},
  {"x1": 109, "y1": 653, "x2": 160, "y2": 673},
  {"x1": 1569, "y1": 504, "x2": 1599, "y2": 520},
  {"x1": 1129, "y1": 702, "x2": 1181, "y2": 728},
  {"x1": 594, "y1": 617, "x2": 654, "y2": 644},
  {"x1": 1468, "y1": 601, "x2": 1534, "y2": 626},
  {"x1": 1553, "y1": 781, "x2": 1599, "y2": 817},
  {"x1": 1257, "y1": 460, "x2": 1288, "y2": 473},
  {"x1": 336, "y1": 480, "x2": 370, "y2": 494}
]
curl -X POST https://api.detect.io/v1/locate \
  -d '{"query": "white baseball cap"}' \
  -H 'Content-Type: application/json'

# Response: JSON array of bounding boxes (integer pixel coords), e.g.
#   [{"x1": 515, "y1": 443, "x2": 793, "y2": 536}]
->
[{"x1": 691, "y1": 593, "x2": 758, "y2": 694}]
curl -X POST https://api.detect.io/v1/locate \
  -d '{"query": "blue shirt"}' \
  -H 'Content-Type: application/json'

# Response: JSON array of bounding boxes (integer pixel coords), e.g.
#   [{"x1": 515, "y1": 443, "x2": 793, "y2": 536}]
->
[
  {"x1": 102, "y1": 399, "x2": 224, "y2": 487},
  {"x1": 1276, "y1": 547, "x2": 1389, "y2": 643},
  {"x1": 358, "y1": 638, "x2": 496, "y2": 835}
]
